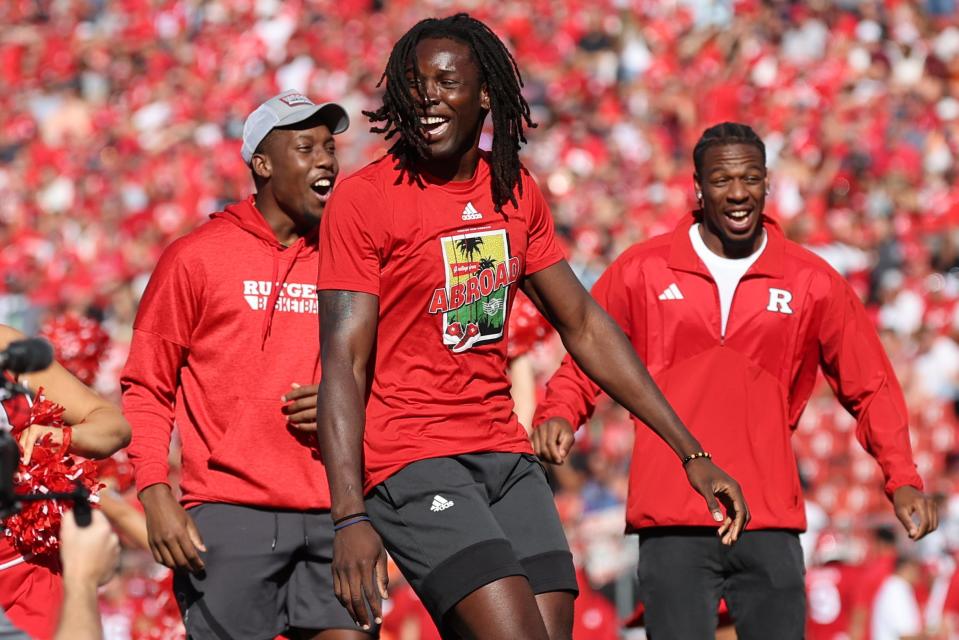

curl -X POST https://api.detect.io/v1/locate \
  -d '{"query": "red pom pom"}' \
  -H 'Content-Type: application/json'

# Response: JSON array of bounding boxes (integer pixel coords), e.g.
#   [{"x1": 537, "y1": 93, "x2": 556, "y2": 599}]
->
[
  {"x1": 96, "y1": 450, "x2": 136, "y2": 494},
  {"x1": 3, "y1": 388, "x2": 102, "y2": 558},
  {"x1": 507, "y1": 292, "x2": 553, "y2": 360},
  {"x1": 39, "y1": 313, "x2": 110, "y2": 386}
]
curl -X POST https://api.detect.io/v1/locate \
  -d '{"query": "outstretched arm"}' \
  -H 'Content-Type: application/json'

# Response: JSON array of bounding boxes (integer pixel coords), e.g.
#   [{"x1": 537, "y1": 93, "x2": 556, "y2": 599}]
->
[
  {"x1": 317, "y1": 290, "x2": 387, "y2": 630},
  {"x1": 524, "y1": 261, "x2": 750, "y2": 543}
]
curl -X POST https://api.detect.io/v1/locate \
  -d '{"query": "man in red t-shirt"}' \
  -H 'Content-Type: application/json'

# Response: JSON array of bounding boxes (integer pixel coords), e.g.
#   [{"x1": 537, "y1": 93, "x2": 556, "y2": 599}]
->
[
  {"x1": 806, "y1": 534, "x2": 862, "y2": 640},
  {"x1": 532, "y1": 122, "x2": 937, "y2": 639},
  {"x1": 316, "y1": 13, "x2": 747, "y2": 640},
  {"x1": 848, "y1": 526, "x2": 899, "y2": 640},
  {"x1": 572, "y1": 570, "x2": 619, "y2": 640},
  {"x1": 942, "y1": 556, "x2": 959, "y2": 638}
]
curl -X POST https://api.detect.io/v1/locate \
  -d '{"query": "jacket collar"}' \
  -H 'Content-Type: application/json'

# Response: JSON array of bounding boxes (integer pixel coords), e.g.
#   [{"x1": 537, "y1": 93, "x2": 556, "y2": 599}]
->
[{"x1": 668, "y1": 211, "x2": 785, "y2": 279}]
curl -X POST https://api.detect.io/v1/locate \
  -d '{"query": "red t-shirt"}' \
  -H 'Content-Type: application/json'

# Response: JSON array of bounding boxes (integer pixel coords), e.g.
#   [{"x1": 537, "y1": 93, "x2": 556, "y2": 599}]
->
[
  {"x1": 573, "y1": 570, "x2": 620, "y2": 640},
  {"x1": 381, "y1": 584, "x2": 441, "y2": 640},
  {"x1": 850, "y1": 552, "x2": 896, "y2": 640},
  {"x1": 806, "y1": 563, "x2": 860, "y2": 640},
  {"x1": 942, "y1": 561, "x2": 959, "y2": 615},
  {"x1": 318, "y1": 154, "x2": 564, "y2": 491}
]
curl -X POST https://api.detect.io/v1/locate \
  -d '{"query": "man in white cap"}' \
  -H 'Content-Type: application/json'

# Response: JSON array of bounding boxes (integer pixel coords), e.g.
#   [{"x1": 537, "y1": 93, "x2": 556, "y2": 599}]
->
[{"x1": 122, "y1": 91, "x2": 373, "y2": 639}]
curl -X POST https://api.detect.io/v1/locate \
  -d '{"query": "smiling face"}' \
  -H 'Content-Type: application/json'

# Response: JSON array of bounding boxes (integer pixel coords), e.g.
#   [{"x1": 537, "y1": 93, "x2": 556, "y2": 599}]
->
[
  {"x1": 695, "y1": 143, "x2": 769, "y2": 258},
  {"x1": 252, "y1": 120, "x2": 338, "y2": 231},
  {"x1": 408, "y1": 37, "x2": 490, "y2": 180}
]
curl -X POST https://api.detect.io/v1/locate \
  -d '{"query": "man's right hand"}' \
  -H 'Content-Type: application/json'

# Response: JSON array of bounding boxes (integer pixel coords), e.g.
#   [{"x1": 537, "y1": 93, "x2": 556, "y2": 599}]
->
[
  {"x1": 139, "y1": 484, "x2": 206, "y2": 573},
  {"x1": 684, "y1": 458, "x2": 750, "y2": 545},
  {"x1": 532, "y1": 417, "x2": 576, "y2": 464},
  {"x1": 332, "y1": 521, "x2": 388, "y2": 631}
]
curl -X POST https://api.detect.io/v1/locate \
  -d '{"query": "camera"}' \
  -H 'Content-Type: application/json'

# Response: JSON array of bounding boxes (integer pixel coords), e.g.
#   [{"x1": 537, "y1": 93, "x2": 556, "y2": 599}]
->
[{"x1": 0, "y1": 338, "x2": 91, "y2": 526}]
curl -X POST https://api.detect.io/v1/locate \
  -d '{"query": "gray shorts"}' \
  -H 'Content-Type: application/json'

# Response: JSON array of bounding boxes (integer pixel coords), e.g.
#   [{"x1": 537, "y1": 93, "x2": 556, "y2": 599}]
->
[
  {"x1": 366, "y1": 452, "x2": 577, "y2": 624},
  {"x1": 173, "y1": 503, "x2": 373, "y2": 639}
]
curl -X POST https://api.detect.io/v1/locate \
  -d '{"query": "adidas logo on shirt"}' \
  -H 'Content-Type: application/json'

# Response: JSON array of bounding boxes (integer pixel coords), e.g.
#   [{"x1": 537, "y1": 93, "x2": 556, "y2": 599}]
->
[
  {"x1": 658, "y1": 283, "x2": 684, "y2": 301},
  {"x1": 430, "y1": 495, "x2": 455, "y2": 512},
  {"x1": 461, "y1": 202, "x2": 483, "y2": 221}
]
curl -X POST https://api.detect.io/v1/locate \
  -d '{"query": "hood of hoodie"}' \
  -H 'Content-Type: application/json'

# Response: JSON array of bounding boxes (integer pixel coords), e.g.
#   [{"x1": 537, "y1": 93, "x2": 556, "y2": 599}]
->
[
  {"x1": 211, "y1": 196, "x2": 319, "y2": 347},
  {"x1": 211, "y1": 195, "x2": 319, "y2": 254}
]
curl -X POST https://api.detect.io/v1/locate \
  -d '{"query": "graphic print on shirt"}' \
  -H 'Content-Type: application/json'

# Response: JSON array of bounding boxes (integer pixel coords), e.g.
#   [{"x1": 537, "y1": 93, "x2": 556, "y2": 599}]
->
[
  {"x1": 427, "y1": 229, "x2": 521, "y2": 353},
  {"x1": 242, "y1": 281, "x2": 319, "y2": 314}
]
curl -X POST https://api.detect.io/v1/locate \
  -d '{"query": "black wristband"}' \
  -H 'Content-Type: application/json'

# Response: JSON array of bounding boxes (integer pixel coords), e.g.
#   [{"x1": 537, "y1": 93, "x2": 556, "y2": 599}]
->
[
  {"x1": 333, "y1": 511, "x2": 368, "y2": 526},
  {"x1": 333, "y1": 516, "x2": 371, "y2": 532}
]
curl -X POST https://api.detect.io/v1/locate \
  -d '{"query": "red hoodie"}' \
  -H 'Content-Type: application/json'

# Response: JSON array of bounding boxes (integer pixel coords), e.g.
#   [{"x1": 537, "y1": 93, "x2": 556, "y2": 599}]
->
[
  {"x1": 536, "y1": 215, "x2": 922, "y2": 531},
  {"x1": 122, "y1": 196, "x2": 330, "y2": 510}
]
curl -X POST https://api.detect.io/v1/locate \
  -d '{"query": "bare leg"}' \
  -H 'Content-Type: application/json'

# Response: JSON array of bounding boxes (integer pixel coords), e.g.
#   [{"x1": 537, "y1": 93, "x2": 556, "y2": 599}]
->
[
  {"x1": 445, "y1": 575, "x2": 549, "y2": 640},
  {"x1": 535, "y1": 591, "x2": 574, "y2": 640}
]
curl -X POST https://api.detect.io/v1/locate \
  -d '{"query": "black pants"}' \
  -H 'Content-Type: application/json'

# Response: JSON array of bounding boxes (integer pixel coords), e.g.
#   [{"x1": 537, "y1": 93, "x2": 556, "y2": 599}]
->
[{"x1": 638, "y1": 528, "x2": 806, "y2": 640}]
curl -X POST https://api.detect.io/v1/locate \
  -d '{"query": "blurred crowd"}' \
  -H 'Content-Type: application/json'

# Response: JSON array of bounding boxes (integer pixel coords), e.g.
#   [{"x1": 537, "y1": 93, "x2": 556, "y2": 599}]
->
[{"x1": 3, "y1": 0, "x2": 959, "y2": 637}]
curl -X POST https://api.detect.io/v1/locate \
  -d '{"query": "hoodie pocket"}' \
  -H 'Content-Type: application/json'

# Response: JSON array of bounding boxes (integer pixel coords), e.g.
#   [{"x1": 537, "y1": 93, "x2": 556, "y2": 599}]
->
[{"x1": 207, "y1": 397, "x2": 290, "y2": 486}]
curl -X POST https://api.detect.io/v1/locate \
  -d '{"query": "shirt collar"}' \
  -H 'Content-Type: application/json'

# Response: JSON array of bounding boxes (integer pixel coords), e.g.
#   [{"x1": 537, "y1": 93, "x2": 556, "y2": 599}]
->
[{"x1": 668, "y1": 211, "x2": 785, "y2": 278}]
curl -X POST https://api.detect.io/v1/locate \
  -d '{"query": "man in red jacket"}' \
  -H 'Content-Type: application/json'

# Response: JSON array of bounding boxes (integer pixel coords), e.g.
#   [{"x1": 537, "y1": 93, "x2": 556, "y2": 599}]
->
[
  {"x1": 533, "y1": 122, "x2": 938, "y2": 639},
  {"x1": 121, "y1": 91, "x2": 372, "y2": 639}
]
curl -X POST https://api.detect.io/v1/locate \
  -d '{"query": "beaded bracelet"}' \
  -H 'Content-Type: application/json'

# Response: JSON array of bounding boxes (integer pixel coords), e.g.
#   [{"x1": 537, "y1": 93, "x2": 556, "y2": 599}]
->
[
  {"x1": 333, "y1": 511, "x2": 368, "y2": 526},
  {"x1": 682, "y1": 451, "x2": 712, "y2": 467},
  {"x1": 333, "y1": 516, "x2": 371, "y2": 532}
]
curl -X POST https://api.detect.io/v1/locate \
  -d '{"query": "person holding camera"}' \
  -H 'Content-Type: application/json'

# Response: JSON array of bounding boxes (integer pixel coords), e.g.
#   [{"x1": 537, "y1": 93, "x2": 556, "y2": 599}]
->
[
  {"x1": 1, "y1": 509, "x2": 122, "y2": 640},
  {"x1": 0, "y1": 324, "x2": 130, "y2": 640}
]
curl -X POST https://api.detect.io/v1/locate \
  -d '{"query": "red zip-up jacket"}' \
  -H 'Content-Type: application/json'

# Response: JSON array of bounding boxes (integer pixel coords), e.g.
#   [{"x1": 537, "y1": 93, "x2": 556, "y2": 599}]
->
[
  {"x1": 121, "y1": 197, "x2": 331, "y2": 510},
  {"x1": 535, "y1": 215, "x2": 922, "y2": 532}
]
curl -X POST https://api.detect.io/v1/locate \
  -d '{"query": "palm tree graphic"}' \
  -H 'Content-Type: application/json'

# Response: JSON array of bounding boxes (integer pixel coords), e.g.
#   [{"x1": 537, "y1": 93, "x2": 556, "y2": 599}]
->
[
  {"x1": 456, "y1": 237, "x2": 484, "y2": 263},
  {"x1": 452, "y1": 237, "x2": 485, "y2": 325},
  {"x1": 475, "y1": 256, "x2": 496, "y2": 274}
]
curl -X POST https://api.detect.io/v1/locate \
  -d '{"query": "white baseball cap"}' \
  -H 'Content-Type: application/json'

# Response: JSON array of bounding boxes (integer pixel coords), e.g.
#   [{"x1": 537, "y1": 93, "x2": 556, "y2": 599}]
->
[{"x1": 241, "y1": 89, "x2": 349, "y2": 164}]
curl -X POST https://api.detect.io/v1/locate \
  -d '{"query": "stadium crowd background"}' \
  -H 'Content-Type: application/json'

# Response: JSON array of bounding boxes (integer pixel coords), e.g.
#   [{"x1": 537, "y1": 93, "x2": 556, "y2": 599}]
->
[{"x1": 3, "y1": 0, "x2": 959, "y2": 637}]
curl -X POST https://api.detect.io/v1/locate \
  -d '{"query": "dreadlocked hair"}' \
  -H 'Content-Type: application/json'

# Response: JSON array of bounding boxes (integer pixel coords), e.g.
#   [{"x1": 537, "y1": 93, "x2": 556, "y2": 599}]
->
[
  {"x1": 364, "y1": 13, "x2": 535, "y2": 212},
  {"x1": 693, "y1": 122, "x2": 766, "y2": 175}
]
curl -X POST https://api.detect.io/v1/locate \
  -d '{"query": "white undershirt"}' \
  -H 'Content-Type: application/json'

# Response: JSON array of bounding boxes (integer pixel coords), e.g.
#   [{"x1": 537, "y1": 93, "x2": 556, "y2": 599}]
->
[
  {"x1": 689, "y1": 223, "x2": 767, "y2": 337},
  {"x1": 871, "y1": 575, "x2": 921, "y2": 640}
]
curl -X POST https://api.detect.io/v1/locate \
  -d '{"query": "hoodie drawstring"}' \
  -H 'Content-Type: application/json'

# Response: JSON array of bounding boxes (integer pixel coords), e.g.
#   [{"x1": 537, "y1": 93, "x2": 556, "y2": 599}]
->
[
  {"x1": 260, "y1": 241, "x2": 304, "y2": 349},
  {"x1": 210, "y1": 198, "x2": 317, "y2": 349},
  {"x1": 271, "y1": 512, "x2": 278, "y2": 551}
]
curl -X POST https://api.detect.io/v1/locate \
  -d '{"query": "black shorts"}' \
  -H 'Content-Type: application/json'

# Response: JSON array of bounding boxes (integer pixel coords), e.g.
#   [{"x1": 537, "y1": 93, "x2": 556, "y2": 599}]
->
[
  {"x1": 366, "y1": 452, "x2": 577, "y2": 623},
  {"x1": 638, "y1": 528, "x2": 806, "y2": 640},
  {"x1": 173, "y1": 504, "x2": 374, "y2": 639}
]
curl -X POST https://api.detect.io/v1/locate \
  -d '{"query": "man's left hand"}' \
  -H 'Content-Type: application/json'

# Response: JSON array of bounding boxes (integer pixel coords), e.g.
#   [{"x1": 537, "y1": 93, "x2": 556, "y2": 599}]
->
[
  {"x1": 893, "y1": 486, "x2": 938, "y2": 540},
  {"x1": 282, "y1": 382, "x2": 319, "y2": 432}
]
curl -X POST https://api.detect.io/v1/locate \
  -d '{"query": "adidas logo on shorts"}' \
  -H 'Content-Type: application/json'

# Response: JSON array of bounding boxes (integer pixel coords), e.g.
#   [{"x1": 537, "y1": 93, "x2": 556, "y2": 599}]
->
[{"x1": 430, "y1": 495, "x2": 455, "y2": 512}]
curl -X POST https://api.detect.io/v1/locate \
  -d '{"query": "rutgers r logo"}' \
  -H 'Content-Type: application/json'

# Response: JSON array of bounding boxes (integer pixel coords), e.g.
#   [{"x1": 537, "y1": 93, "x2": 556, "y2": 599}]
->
[{"x1": 766, "y1": 288, "x2": 794, "y2": 314}]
